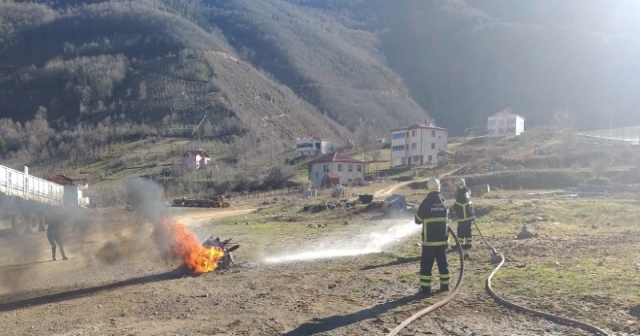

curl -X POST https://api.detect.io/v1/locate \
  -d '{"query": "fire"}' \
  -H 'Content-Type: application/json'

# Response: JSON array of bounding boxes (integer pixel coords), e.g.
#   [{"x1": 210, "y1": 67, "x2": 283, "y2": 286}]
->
[{"x1": 160, "y1": 219, "x2": 225, "y2": 274}]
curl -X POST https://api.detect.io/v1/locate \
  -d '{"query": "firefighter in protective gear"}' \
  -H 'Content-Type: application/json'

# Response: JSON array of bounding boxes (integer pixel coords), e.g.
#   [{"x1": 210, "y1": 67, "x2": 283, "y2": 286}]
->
[
  {"x1": 414, "y1": 176, "x2": 450, "y2": 295},
  {"x1": 452, "y1": 178, "x2": 475, "y2": 250}
]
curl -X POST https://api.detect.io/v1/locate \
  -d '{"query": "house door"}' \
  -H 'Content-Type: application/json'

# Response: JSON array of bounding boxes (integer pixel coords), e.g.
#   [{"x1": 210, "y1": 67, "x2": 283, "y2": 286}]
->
[
  {"x1": 420, "y1": 156, "x2": 424, "y2": 165},
  {"x1": 408, "y1": 157, "x2": 411, "y2": 165}
]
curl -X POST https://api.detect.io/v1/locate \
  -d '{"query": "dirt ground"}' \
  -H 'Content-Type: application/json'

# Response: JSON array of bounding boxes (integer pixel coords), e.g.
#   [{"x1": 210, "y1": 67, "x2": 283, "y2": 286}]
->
[{"x1": 0, "y1": 190, "x2": 638, "y2": 335}]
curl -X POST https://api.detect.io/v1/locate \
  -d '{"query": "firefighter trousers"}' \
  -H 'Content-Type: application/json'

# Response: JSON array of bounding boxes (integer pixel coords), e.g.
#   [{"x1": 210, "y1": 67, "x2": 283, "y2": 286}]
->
[
  {"x1": 419, "y1": 246, "x2": 450, "y2": 291},
  {"x1": 457, "y1": 220, "x2": 472, "y2": 249}
]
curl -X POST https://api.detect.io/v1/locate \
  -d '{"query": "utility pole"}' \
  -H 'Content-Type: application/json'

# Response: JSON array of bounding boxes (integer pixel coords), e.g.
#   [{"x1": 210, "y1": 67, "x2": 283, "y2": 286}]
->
[
  {"x1": 358, "y1": 118, "x2": 375, "y2": 183},
  {"x1": 609, "y1": 110, "x2": 613, "y2": 138}
]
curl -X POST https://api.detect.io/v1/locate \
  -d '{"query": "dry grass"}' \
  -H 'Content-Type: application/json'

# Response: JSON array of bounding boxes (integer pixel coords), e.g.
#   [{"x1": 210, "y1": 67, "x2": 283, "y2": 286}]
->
[{"x1": 466, "y1": 197, "x2": 640, "y2": 332}]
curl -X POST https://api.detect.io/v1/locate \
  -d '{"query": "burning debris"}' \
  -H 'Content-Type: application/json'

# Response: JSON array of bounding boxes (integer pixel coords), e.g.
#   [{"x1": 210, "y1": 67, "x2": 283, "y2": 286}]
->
[
  {"x1": 156, "y1": 219, "x2": 239, "y2": 275},
  {"x1": 202, "y1": 236, "x2": 239, "y2": 271},
  {"x1": 122, "y1": 178, "x2": 239, "y2": 276}
]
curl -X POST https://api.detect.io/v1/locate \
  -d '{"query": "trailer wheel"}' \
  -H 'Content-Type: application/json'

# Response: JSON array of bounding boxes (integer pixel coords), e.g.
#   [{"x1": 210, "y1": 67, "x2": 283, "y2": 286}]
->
[
  {"x1": 11, "y1": 213, "x2": 27, "y2": 236},
  {"x1": 40, "y1": 214, "x2": 49, "y2": 231},
  {"x1": 26, "y1": 212, "x2": 40, "y2": 233}
]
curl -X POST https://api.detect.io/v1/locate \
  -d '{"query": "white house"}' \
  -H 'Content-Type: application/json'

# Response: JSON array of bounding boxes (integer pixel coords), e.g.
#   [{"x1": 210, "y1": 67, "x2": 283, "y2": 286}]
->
[
  {"x1": 181, "y1": 149, "x2": 211, "y2": 170},
  {"x1": 390, "y1": 121, "x2": 449, "y2": 167},
  {"x1": 46, "y1": 174, "x2": 90, "y2": 208},
  {"x1": 307, "y1": 153, "x2": 364, "y2": 189},
  {"x1": 487, "y1": 109, "x2": 525, "y2": 137},
  {"x1": 296, "y1": 136, "x2": 335, "y2": 157}
]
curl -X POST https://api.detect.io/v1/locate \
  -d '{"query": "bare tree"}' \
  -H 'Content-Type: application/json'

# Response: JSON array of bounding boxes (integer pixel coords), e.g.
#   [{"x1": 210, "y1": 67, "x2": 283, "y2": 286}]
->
[
  {"x1": 356, "y1": 118, "x2": 375, "y2": 178},
  {"x1": 591, "y1": 156, "x2": 609, "y2": 180},
  {"x1": 553, "y1": 110, "x2": 574, "y2": 167}
]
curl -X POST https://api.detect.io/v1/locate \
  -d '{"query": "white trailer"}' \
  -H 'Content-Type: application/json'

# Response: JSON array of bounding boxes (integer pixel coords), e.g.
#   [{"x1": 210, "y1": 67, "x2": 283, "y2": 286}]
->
[{"x1": 0, "y1": 165, "x2": 78, "y2": 235}]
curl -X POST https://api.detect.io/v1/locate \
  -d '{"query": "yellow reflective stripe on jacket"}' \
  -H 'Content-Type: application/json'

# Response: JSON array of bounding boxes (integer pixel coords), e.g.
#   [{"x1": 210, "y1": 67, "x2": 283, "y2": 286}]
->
[
  {"x1": 455, "y1": 201, "x2": 474, "y2": 221},
  {"x1": 423, "y1": 217, "x2": 447, "y2": 223},
  {"x1": 422, "y1": 241, "x2": 448, "y2": 247}
]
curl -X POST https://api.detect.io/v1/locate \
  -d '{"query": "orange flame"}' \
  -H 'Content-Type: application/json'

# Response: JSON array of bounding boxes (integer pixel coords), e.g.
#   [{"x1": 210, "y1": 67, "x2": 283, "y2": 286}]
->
[{"x1": 161, "y1": 219, "x2": 225, "y2": 274}]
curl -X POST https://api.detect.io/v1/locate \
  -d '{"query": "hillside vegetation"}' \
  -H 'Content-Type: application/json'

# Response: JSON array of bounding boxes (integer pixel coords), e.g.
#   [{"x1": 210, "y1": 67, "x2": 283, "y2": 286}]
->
[
  {"x1": 1, "y1": 0, "x2": 640, "y2": 187},
  {"x1": 296, "y1": 0, "x2": 640, "y2": 131}
]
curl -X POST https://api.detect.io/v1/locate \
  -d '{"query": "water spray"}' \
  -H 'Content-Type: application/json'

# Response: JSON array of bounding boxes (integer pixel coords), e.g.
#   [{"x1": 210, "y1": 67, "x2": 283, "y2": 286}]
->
[{"x1": 263, "y1": 220, "x2": 420, "y2": 264}]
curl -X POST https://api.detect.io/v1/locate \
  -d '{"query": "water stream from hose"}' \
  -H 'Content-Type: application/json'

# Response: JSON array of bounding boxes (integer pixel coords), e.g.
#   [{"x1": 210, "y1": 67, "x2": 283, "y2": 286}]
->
[{"x1": 263, "y1": 220, "x2": 420, "y2": 264}]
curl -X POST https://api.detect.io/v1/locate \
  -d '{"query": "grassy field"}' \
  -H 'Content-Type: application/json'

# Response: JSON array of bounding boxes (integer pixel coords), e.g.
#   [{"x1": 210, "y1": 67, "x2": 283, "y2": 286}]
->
[{"x1": 206, "y1": 191, "x2": 640, "y2": 333}]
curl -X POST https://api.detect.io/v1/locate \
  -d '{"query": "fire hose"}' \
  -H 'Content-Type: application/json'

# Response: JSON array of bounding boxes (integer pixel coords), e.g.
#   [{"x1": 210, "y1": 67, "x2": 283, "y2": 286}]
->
[
  {"x1": 386, "y1": 226, "x2": 464, "y2": 336},
  {"x1": 474, "y1": 220, "x2": 611, "y2": 336},
  {"x1": 387, "y1": 221, "x2": 611, "y2": 336}
]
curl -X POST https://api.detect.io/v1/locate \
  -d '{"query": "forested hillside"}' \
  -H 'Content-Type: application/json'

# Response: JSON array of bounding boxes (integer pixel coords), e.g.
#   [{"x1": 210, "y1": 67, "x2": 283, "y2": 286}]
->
[
  {"x1": 1, "y1": 0, "x2": 639, "y2": 172},
  {"x1": 296, "y1": 0, "x2": 640, "y2": 131}
]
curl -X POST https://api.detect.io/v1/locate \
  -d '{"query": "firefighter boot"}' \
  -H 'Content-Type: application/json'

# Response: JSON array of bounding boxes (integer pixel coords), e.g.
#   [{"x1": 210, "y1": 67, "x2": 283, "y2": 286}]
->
[
  {"x1": 420, "y1": 287, "x2": 432, "y2": 296},
  {"x1": 51, "y1": 246, "x2": 56, "y2": 261},
  {"x1": 439, "y1": 285, "x2": 450, "y2": 292}
]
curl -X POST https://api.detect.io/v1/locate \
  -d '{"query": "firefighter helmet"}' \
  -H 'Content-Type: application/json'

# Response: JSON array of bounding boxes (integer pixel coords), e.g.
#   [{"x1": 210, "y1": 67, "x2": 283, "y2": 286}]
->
[
  {"x1": 455, "y1": 178, "x2": 466, "y2": 190},
  {"x1": 427, "y1": 176, "x2": 441, "y2": 192}
]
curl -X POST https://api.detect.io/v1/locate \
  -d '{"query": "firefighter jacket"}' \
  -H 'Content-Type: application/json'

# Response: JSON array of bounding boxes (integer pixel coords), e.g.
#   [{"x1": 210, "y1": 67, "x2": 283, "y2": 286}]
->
[
  {"x1": 415, "y1": 191, "x2": 449, "y2": 247},
  {"x1": 452, "y1": 187, "x2": 475, "y2": 222}
]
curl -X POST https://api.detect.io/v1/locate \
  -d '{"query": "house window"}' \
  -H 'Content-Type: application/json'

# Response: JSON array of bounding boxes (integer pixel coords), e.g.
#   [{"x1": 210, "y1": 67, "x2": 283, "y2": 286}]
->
[
  {"x1": 338, "y1": 164, "x2": 343, "y2": 172},
  {"x1": 315, "y1": 172, "x2": 318, "y2": 178},
  {"x1": 392, "y1": 132, "x2": 405, "y2": 139},
  {"x1": 323, "y1": 164, "x2": 329, "y2": 172},
  {"x1": 432, "y1": 130, "x2": 436, "y2": 137},
  {"x1": 412, "y1": 130, "x2": 417, "y2": 137},
  {"x1": 431, "y1": 143, "x2": 435, "y2": 149},
  {"x1": 411, "y1": 143, "x2": 417, "y2": 149},
  {"x1": 357, "y1": 165, "x2": 362, "y2": 172},
  {"x1": 428, "y1": 155, "x2": 433, "y2": 162},
  {"x1": 348, "y1": 164, "x2": 353, "y2": 172},
  {"x1": 392, "y1": 145, "x2": 405, "y2": 151}
]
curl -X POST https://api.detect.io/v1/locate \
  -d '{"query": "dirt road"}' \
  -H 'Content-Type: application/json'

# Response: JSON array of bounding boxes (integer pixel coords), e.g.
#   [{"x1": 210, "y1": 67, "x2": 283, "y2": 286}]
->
[
  {"x1": 173, "y1": 208, "x2": 256, "y2": 225},
  {"x1": 0, "y1": 202, "x2": 603, "y2": 336}
]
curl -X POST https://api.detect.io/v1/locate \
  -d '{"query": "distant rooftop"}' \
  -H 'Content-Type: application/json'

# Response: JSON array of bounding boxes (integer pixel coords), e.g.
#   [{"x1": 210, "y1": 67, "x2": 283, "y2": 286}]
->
[
  {"x1": 489, "y1": 108, "x2": 525, "y2": 120},
  {"x1": 307, "y1": 152, "x2": 364, "y2": 166},
  {"x1": 184, "y1": 149, "x2": 210, "y2": 157},
  {"x1": 391, "y1": 120, "x2": 447, "y2": 132},
  {"x1": 296, "y1": 135, "x2": 327, "y2": 141}
]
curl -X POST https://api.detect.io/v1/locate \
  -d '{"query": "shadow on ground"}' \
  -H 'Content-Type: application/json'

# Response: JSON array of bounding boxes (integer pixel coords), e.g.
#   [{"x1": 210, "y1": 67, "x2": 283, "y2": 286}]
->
[
  {"x1": 0, "y1": 269, "x2": 184, "y2": 312},
  {"x1": 282, "y1": 294, "x2": 424, "y2": 336},
  {"x1": 0, "y1": 260, "x2": 50, "y2": 270},
  {"x1": 630, "y1": 305, "x2": 640, "y2": 319},
  {"x1": 0, "y1": 229, "x2": 15, "y2": 239},
  {"x1": 360, "y1": 256, "x2": 421, "y2": 271}
]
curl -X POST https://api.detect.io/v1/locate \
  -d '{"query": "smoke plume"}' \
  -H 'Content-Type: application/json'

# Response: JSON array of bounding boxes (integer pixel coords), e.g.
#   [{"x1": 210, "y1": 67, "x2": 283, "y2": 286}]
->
[{"x1": 0, "y1": 177, "x2": 173, "y2": 293}]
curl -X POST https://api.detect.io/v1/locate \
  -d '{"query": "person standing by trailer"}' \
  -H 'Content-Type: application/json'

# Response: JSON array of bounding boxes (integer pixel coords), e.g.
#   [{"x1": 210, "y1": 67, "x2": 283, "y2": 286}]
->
[
  {"x1": 451, "y1": 178, "x2": 475, "y2": 250},
  {"x1": 47, "y1": 219, "x2": 68, "y2": 261},
  {"x1": 414, "y1": 176, "x2": 450, "y2": 296}
]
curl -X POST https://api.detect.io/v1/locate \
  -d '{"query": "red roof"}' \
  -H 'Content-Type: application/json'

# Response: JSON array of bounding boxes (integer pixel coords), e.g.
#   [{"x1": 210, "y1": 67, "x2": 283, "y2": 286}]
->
[
  {"x1": 184, "y1": 149, "x2": 210, "y2": 158},
  {"x1": 46, "y1": 175, "x2": 76, "y2": 186},
  {"x1": 308, "y1": 153, "x2": 364, "y2": 166}
]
